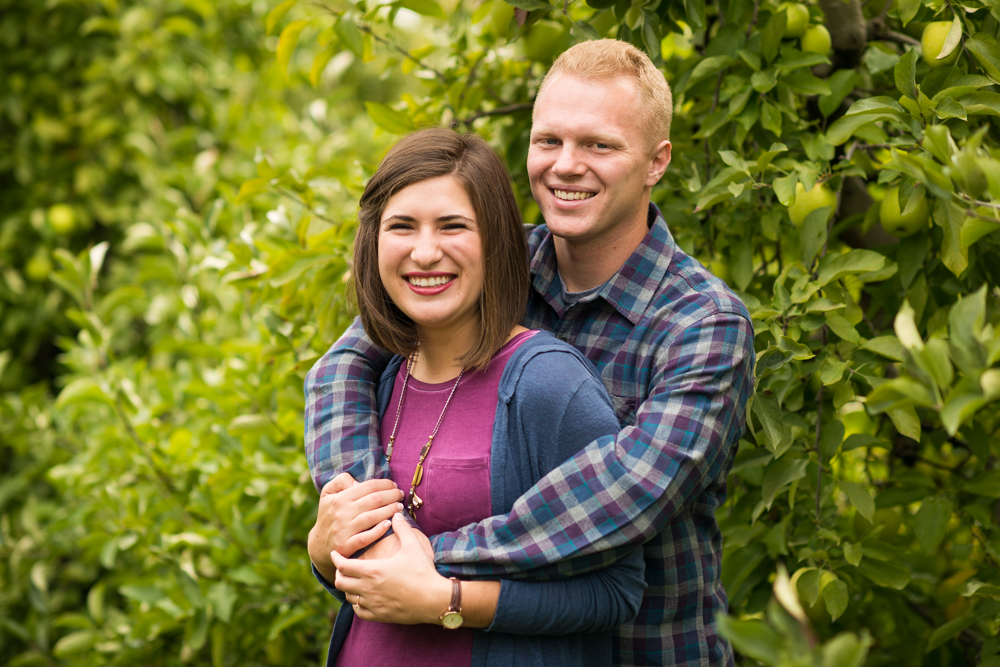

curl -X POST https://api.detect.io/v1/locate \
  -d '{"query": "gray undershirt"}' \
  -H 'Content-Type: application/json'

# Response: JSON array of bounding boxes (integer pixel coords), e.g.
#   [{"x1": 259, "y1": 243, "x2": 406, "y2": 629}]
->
[{"x1": 559, "y1": 272, "x2": 606, "y2": 307}]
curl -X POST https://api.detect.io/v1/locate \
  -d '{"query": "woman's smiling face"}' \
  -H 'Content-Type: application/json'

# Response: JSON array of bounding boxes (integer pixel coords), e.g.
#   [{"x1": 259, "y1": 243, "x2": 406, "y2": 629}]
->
[{"x1": 377, "y1": 174, "x2": 484, "y2": 338}]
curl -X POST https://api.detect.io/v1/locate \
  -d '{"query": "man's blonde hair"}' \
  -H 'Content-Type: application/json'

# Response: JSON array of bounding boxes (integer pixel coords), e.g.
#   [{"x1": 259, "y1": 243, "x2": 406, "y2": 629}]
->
[{"x1": 539, "y1": 39, "x2": 673, "y2": 147}]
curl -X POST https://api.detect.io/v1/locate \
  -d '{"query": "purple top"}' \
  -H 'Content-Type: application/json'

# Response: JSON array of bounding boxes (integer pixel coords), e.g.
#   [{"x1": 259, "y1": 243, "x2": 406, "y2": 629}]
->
[{"x1": 336, "y1": 330, "x2": 537, "y2": 667}]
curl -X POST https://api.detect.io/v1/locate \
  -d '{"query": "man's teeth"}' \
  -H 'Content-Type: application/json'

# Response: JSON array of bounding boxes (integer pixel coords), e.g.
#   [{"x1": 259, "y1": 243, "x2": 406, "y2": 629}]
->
[
  {"x1": 408, "y1": 276, "x2": 452, "y2": 287},
  {"x1": 553, "y1": 189, "x2": 596, "y2": 201}
]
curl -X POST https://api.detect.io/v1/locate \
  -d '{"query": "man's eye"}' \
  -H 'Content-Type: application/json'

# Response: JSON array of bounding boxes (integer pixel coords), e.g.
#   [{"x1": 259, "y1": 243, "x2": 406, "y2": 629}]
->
[{"x1": 594, "y1": 143, "x2": 610, "y2": 149}]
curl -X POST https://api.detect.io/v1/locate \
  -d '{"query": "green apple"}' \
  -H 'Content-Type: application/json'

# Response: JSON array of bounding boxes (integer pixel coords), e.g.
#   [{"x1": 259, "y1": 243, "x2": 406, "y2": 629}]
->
[
  {"x1": 801, "y1": 25, "x2": 831, "y2": 54},
  {"x1": 921, "y1": 21, "x2": 959, "y2": 68},
  {"x1": 779, "y1": 2, "x2": 810, "y2": 38},
  {"x1": 880, "y1": 186, "x2": 929, "y2": 238},
  {"x1": 522, "y1": 21, "x2": 570, "y2": 63},
  {"x1": 787, "y1": 181, "x2": 837, "y2": 227},
  {"x1": 25, "y1": 248, "x2": 52, "y2": 282},
  {"x1": 488, "y1": 0, "x2": 515, "y2": 37},
  {"x1": 48, "y1": 203, "x2": 76, "y2": 234}
]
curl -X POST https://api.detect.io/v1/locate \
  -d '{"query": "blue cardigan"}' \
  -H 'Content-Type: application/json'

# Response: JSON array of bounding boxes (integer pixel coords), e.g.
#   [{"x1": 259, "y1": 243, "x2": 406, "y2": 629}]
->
[{"x1": 317, "y1": 331, "x2": 646, "y2": 667}]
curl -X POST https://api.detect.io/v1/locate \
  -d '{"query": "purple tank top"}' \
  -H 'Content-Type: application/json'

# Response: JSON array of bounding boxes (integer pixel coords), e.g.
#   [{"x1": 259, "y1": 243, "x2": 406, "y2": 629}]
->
[{"x1": 336, "y1": 330, "x2": 538, "y2": 667}]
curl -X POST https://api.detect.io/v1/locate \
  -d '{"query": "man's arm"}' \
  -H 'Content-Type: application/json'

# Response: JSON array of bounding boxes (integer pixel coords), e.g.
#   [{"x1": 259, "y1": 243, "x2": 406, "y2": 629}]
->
[
  {"x1": 430, "y1": 312, "x2": 755, "y2": 578},
  {"x1": 305, "y1": 316, "x2": 393, "y2": 491}
]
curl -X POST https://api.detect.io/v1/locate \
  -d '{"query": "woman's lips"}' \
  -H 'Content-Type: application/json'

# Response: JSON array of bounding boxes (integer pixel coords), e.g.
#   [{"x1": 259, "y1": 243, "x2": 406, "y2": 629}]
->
[{"x1": 405, "y1": 275, "x2": 456, "y2": 295}]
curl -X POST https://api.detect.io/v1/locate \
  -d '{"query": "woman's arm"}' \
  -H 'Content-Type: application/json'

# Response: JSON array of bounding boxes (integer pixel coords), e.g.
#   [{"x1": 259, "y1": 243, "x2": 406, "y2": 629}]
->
[
  {"x1": 330, "y1": 514, "x2": 644, "y2": 634},
  {"x1": 331, "y1": 346, "x2": 648, "y2": 634}
]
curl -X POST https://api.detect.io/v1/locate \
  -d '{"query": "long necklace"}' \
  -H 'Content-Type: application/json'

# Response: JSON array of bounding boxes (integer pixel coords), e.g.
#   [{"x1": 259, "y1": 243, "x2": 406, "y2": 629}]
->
[{"x1": 384, "y1": 354, "x2": 464, "y2": 519}]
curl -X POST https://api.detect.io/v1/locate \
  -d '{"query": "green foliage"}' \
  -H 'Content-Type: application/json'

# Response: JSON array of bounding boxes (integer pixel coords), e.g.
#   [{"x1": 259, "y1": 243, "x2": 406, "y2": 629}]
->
[{"x1": 5, "y1": 0, "x2": 1000, "y2": 664}]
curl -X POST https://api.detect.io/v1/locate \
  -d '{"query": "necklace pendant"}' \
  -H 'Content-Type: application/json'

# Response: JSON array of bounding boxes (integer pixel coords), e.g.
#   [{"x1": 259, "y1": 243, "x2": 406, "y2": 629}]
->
[{"x1": 411, "y1": 492, "x2": 423, "y2": 511}]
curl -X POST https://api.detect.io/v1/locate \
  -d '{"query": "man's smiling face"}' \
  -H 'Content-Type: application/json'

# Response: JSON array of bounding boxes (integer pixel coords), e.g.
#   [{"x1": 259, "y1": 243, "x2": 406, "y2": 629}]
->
[{"x1": 527, "y1": 72, "x2": 670, "y2": 250}]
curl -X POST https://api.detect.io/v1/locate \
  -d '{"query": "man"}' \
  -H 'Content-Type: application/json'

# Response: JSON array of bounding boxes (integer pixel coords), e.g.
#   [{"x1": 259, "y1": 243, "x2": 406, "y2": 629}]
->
[{"x1": 306, "y1": 39, "x2": 754, "y2": 666}]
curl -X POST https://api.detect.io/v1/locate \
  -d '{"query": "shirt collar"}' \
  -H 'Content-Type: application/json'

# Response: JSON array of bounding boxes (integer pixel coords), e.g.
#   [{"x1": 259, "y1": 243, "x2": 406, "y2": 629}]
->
[{"x1": 529, "y1": 203, "x2": 676, "y2": 325}]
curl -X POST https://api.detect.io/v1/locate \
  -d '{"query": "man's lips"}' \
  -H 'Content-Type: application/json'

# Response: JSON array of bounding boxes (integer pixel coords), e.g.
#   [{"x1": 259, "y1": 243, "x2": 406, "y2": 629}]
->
[{"x1": 551, "y1": 188, "x2": 596, "y2": 201}]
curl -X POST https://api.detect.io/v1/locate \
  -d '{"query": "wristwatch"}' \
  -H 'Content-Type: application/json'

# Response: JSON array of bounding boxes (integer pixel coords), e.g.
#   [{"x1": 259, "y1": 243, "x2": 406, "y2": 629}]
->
[{"x1": 440, "y1": 578, "x2": 464, "y2": 629}]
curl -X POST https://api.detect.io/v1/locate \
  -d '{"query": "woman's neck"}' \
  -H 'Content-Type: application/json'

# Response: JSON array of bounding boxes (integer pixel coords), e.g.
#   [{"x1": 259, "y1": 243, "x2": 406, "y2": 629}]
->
[{"x1": 411, "y1": 318, "x2": 480, "y2": 384}]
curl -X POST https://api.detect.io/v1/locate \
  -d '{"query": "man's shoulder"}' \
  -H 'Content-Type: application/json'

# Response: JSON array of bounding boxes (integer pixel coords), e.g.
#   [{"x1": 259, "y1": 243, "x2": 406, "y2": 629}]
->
[{"x1": 646, "y1": 246, "x2": 753, "y2": 339}]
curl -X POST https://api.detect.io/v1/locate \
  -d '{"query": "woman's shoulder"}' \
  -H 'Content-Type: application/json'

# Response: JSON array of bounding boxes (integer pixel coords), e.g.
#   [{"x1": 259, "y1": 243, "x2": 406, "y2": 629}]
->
[{"x1": 498, "y1": 330, "x2": 603, "y2": 402}]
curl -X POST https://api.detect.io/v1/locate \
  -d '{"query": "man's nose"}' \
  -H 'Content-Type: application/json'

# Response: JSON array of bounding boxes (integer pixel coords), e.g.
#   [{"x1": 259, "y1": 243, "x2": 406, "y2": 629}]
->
[
  {"x1": 410, "y1": 228, "x2": 444, "y2": 266},
  {"x1": 552, "y1": 144, "x2": 586, "y2": 178}
]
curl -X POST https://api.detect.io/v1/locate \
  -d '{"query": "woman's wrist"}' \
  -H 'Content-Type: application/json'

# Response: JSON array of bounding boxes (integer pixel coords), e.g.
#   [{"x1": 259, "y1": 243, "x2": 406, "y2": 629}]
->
[{"x1": 424, "y1": 573, "x2": 454, "y2": 625}]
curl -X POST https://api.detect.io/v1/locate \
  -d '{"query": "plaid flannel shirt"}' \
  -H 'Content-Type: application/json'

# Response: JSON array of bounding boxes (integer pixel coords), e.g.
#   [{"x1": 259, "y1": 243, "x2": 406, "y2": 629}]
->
[{"x1": 304, "y1": 204, "x2": 755, "y2": 667}]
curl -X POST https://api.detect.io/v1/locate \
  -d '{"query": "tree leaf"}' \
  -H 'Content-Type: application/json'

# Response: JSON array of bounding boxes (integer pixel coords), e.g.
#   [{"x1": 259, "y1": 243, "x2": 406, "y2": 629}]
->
[
  {"x1": 933, "y1": 199, "x2": 969, "y2": 277},
  {"x1": 888, "y1": 405, "x2": 922, "y2": 441},
  {"x1": 826, "y1": 111, "x2": 902, "y2": 145},
  {"x1": 841, "y1": 480, "x2": 875, "y2": 522},
  {"x1": 861, "y1": 336, "x2": 906, "y2": 362},
  {"x1": 335, "y1": 16, "x2": 364, "y2": 57},
  {"x1": 820, "y1": 419, "x2": 845, "y2": 460},
  {"x1": 936, "y1": 96, "x2": 968, "y2": 120},
  {"x1": 52, "y1": 631, "x2": 98, "y2": 656},
  {"x1": 800, "y1": 205, "x2": 831, "y2": 265},
  {"x1": 819, "y1": 69, "x2": 857, "y2": 117},
  {"x1": 761, "y1": 10, "x2": 786, "y2": 64},
  {"x1": 266, "y1": 0, "x2": 296, "y2": 35},
  {"x1": 762, "y1": 457, "x2": 809, "y2": 509},
  {"x1": 926, "y1": 614, "x2": 975, "y2": 652},
  {"x1": 895, "y1": 48, "x2": 918, "y2": 100},
  {"x1": 364, "y1": 102, "x2": 416, "y2": 134},
  {"x1": 752, "y1": 391, "x2": 784, "y2": 451},
  {"x1": 821, "y1": 631, "x2": 870, "y2": 666},
  {"x1": 773, "y1": 174, "x2": 798, "y2": 206},
  {"x1": 823, "y1": 580, "x2": 849, "y2": 622},
  {"x1": 310, "y1": 45, "x2": 337, "y2": 87},
  {"x1": 843, "y1": 542, "x2": 863, "y2": 566},
  {"x1": 938, "y1": 15, "x2": 963, "y2": 62},
  {"x1": 898, "y1": 0, "x2": 920, "y2": 24},
  {"x1": 236, "y1": 178, "x2": 269, "y2": 205},
  {"x1": 717, "y1": 617, "x2": 780, "y2": 663},
  {"x1": 277, "y1": 20, "x2": 309, "y2": 79},
  {"x1": 915, "y1": 496, "x2": 953, "y2": 553},
  {"x1": 967, "y1": 33, "x2": 1000, "y2": 84},
  {"x1": 55, "y1": 378, "x2": 115, "y2": 409},
  {"x1": 856, "y1": 559, "x2": 910, "y2": 589},
  {"x1": 817, "y1": 249, "x2": 886, "y2": 286},
  {"x1": 397, "y1": 0, "x2": 447, "y2": 18}
]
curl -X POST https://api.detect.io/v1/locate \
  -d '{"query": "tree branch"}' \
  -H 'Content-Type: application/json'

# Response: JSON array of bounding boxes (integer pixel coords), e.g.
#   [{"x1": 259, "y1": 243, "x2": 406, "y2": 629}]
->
[{"x1": 451, "y1": 102, "x2": 534, "y2": 128}]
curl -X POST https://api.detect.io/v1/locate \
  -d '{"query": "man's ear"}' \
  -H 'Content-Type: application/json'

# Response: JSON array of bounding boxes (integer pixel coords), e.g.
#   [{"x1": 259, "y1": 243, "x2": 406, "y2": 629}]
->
[{"x1": 646, "y1": 140, "x2": 671, "y2": 187}]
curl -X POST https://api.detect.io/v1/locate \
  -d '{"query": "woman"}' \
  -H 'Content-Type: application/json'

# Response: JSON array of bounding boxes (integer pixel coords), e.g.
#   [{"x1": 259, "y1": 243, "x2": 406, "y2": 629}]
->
[{"x1": 310, "y1": 127, "x2": 645, "y2": 667}]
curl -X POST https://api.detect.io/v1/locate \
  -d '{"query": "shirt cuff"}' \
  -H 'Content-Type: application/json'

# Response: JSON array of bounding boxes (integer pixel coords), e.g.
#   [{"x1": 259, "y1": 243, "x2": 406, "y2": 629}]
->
[
  {"x1": 311, "y1": 562, "x2": 346, "y2": 602},
  {"x1": 483, "y1": 579, "x2": 529, "y2": 634}
]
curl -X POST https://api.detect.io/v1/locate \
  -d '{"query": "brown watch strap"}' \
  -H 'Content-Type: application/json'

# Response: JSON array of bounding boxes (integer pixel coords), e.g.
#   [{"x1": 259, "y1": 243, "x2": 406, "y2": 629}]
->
[{"x1": 448, "y1": 577, "x2": 462, "y2": 612}]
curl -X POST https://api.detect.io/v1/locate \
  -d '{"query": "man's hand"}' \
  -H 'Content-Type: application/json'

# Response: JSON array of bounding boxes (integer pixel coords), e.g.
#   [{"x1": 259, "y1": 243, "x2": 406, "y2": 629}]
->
[
  {"x1": 307, "y1": 473, "x2": 404, "y2": 582},
  {"x1": 331, "y1": 514, "x2": 450, "y2": 625}
]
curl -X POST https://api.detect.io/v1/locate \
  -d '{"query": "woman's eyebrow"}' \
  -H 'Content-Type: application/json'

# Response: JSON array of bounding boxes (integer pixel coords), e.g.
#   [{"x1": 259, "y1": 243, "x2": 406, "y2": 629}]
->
[{"x1": 381, "y1": 213, "x2": 474, "y2": 223}]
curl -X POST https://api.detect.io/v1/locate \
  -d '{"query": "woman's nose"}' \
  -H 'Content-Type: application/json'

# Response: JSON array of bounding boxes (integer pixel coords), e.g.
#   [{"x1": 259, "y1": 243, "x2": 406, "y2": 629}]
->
[{"x1": 410, "y1": 229, "x2": 443, "y2": 266}]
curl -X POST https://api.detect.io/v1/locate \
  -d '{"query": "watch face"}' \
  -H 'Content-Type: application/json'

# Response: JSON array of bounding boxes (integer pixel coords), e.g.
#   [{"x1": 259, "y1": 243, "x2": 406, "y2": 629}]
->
[{"x1": 441, "y1": 612, "x2": 464, "y2": 630}]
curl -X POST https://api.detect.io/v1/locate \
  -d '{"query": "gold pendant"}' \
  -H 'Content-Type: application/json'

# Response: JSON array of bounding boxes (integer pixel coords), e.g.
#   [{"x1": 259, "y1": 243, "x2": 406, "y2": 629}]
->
[{"x1": 411, "y1": 492, "x2": 423, "y2": 510}]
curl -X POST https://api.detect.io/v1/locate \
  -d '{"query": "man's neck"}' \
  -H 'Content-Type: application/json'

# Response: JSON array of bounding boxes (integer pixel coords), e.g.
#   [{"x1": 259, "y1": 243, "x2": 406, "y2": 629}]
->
[{"x1": 552, "y1": 208, "x2": 651, "y2": 293}]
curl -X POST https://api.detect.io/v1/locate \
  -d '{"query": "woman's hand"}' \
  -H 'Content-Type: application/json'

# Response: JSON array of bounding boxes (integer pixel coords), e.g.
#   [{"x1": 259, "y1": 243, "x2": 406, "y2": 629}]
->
[
  {"x1": 307, "y1": 473, "x2": 404, "y2": 581},
  {"x1": 331, "y1": 513, "x2": 452, "y2": 625}
]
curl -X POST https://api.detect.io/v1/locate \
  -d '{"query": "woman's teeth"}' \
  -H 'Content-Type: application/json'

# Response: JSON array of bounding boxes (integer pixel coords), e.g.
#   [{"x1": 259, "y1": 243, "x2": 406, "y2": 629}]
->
[
  {"x1": 554, "y1": 190, "x2": 595, "y2": 201},
  {"x1": 408, "y1": 276, "x2": 452, "y2": 287}
]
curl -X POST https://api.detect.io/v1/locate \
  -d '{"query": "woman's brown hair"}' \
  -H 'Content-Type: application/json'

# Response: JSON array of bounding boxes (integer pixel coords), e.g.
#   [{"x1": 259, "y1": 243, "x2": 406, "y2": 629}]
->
[{"x1": 352, "y1": 127, "x2": 529, "y2": 371}]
